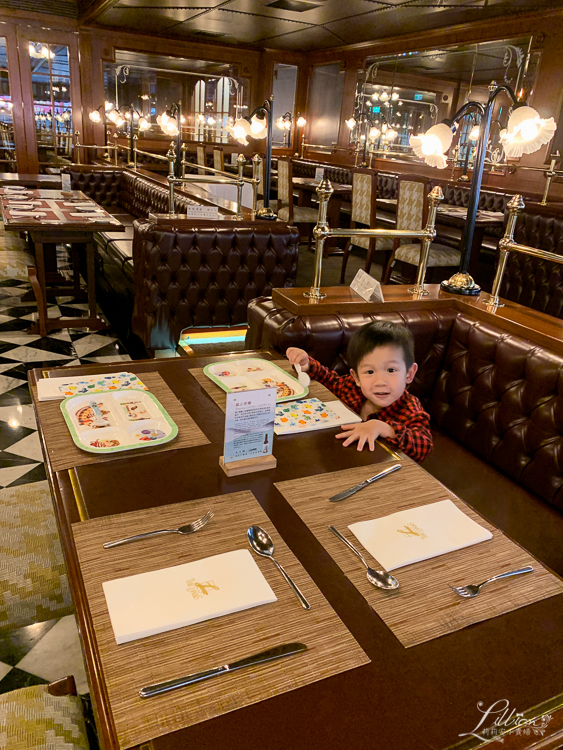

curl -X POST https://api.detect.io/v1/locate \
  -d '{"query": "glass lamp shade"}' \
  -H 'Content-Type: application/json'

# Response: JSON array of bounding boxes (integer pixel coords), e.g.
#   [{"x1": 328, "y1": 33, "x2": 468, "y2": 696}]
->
[
  {"x1": 469, "y1": 125, "x2": 480, "y2": 140},
  {"x1": 162, "y1": 116, "x2": 179, "y2": 136},
  {"x1": 296, "y1": 116, "x2": 306, "y2": 128},
  {"x1": 379, "y1": 91, "x2": 389, "y2": 102},
  {"x1": 138, "y1": 117, "x2": 150, "y2": 131},
  {"x1": 207, "y1": 116, "x2": 216, "y2": 126},
  {"x1": 115, "y1": 116, "x2": 125, "y2": 128},
  {"x1": 160, "y1": 112, "x2": 170, "y2": 127},
  {"x1": 345, "y1": 117, "x2": 356, "y2": 130},
  {"x1": 386, "y1": 129, "x2": 398, "y2": 141},
  {"x1": 250, "y1": 115, "x2": 267, "y2": 137},
  {"x1": 276, "y1": 118, "x2": 285, "y2": 130},
  {"x1": 369, "y1": 127, "x2": 381, "y2": 139},
  {"x1": 107, "y1": 109, "x2": 119, "y2": 124},
  {"x1": 89, "y1": 110, "x2": 102, "y2": 123},
  {"x1": 500, "y1": 105, "x2": 557, "y2": 158},
  {"x1": 410, "y1": 122, "x2": 453, "y2": 168},
  {"x1": 105, "y1": 101, "x2": 114, "y2": 112},
  {"x1": 228, "y1": 117, "x2": 252, "y2": 146}
]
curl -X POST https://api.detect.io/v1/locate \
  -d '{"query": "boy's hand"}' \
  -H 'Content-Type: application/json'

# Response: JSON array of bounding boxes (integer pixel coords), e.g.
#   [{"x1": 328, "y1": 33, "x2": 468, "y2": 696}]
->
[
  {"x1": 336, "y1": 419, "x2": 395, "y2": 451},
  {"x1": 286, "y1": 347, "x2": 310, "y2": 372}
]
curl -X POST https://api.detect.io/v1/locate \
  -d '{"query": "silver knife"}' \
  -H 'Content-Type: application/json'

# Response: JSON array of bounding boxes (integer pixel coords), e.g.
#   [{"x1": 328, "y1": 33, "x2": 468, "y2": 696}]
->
[
  {"x1": 139, "y1": 642, "x2": 307, "y2": 698},
  {"x1": 329, "y1": 463, "x2": 401, "y2": 502}
]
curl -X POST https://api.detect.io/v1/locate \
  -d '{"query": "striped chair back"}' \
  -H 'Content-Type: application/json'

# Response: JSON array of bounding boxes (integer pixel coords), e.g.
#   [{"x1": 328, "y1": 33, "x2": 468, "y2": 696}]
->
[
  {"x1": 277, "y1": 158, "x2": 292, "y2": 205},
  {"x1": 213, "y1": 147, "x2": 224, "y2": 172},
  {"x1": 197, "y1": 144, "x2": 206, "y2": 176},
  {"x1": 351, "y1": 170, "x2": 375, "y2": 225},
  {"x1": 396, "y1": 176, "x2": 428, "y2": 232}
]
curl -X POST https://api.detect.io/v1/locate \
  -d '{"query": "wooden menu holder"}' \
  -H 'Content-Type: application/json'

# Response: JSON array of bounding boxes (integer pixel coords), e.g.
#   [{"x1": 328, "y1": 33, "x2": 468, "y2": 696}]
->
[{"x1": 219, "y1": 454, "x2": 277, "y2": 477}]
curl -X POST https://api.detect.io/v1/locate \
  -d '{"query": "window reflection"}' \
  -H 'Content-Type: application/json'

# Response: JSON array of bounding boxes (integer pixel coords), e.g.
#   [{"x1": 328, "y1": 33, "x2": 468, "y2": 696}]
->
[
  {"x1": 30, "y1": 42, "x2": 72, "y2": 170},
  {"x1": 0, "y1": 38, "x2": 15, "y2": 172}
]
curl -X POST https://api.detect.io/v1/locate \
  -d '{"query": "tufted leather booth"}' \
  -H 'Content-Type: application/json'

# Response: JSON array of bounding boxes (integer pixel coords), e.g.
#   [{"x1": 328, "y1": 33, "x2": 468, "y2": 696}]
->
[
  {"x1": 245, "y1": 296, "x2": 563, "y2": 574},
  {"x1": 132, "y1": 222, "x2": 299, "y2": 351}
]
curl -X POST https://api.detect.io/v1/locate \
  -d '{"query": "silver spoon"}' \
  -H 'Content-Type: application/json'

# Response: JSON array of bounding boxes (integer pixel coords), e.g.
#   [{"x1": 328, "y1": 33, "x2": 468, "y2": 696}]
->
[
  {"x1": 329, "y1": 525, "x2": 399, "y2": 590},
  {"x1": 247, "y1": 525, "x2": 311, "y2": 610}
]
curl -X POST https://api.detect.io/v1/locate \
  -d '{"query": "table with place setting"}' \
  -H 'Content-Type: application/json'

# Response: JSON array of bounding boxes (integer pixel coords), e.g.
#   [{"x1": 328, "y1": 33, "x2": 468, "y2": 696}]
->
[
  {"x1": 29, "y1": 350, "x2": 563, "y2": 750},
  {"x1": 0, "y1": 186, "x2": 124, "y2": 336}
]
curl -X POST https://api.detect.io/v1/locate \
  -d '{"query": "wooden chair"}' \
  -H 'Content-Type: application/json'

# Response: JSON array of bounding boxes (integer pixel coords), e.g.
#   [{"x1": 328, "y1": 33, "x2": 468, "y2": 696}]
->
[
  {"x1": 277, "y1": 157, "x2": 317, "y2": 244},
  {"x1": 340, "y1": 168, "x2": 389, "y2": 283},
  {"x1": 213, "y1": 147, "x2": 224, "y2": 172},
  {"x1": 196, "y1": 144, "x2": 206, "y2": 176},
  {"x1": 382, "y1": 174, "x2": 460, "y2": 284}
]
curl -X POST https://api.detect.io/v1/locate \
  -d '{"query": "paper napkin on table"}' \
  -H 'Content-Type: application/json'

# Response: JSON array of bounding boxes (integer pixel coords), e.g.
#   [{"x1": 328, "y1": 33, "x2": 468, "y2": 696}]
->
[
  {"x1": 103, "y1": 549, "x2": 277, "y2": 644},
  {"x1": 348, "y1": 499, "x2": 492, "y2": 571},
  {"x1": 37, "y1": 371, "x2": 148, "y2": 401},
  {"x1": 274, "y1": 397, "x2": 361, "y2": 435}
]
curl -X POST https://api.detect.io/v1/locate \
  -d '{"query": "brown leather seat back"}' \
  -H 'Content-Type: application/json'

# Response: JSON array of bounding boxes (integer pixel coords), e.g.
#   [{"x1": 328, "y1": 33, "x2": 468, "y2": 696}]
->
[{"x1": 429, "y1": 312, "x2": 563, "y2": 510}]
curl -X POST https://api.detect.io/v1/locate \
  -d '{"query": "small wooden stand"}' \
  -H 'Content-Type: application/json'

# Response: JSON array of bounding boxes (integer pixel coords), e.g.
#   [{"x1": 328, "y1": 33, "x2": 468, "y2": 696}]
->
[{"x1": 219, "y1": 454, "x2": 277, "y2": 477}]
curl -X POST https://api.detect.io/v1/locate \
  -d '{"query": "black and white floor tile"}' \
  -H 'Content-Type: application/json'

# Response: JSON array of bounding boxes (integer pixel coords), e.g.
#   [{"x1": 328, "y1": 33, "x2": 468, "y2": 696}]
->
[{"x1": 0, "y1": 259, "x2": 135, "y2": 696}]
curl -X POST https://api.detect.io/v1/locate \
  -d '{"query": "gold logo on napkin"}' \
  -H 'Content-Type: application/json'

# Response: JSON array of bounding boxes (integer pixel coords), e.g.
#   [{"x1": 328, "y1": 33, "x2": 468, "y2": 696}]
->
[
  {"x1": 186, "y1": 579, "x2": 220, "y2": 600},
  {"x1": 397, "y1": 523, "x2": 427, "y2": 540}
]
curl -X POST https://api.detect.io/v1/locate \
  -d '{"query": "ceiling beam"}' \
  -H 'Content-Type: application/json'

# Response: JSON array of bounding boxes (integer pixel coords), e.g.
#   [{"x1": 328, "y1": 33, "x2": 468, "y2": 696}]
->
[{"x1": 79, "y1": 0, "x2": 122, "y2": 25}]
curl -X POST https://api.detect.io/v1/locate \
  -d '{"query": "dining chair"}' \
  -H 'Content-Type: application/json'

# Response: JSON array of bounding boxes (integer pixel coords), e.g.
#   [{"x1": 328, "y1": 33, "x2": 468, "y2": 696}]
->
[
  {"x1": 277, "y1": 157, "x2": 318, "y2": 245},
  {"x1": 340, "y1": 168, "x2": 386, "y2": 283},
  {"x1": 213, "y1": 147, "x2": 224, "y2": 172},
  {"x1": 382, "y1": 174, "x2": 460, "y2": 284},
  {"x1": 0, "y1": 676, "x2": 91, "y2": 749},
  {"x1": 196, "y1": 144, "x2": 206, "y2": 176}
]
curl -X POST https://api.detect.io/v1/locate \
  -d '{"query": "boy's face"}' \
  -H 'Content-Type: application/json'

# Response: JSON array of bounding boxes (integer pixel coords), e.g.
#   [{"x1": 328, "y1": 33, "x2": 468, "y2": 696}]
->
[{"x1": 351, "y1": 344, "x2": 417, "y2": 410}]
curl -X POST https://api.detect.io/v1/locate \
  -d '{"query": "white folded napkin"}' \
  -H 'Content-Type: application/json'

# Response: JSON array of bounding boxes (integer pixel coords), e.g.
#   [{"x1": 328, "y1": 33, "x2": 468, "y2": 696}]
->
[
  {"x1": 348, "y1": 499, "x2": 492, "y2": 571},
  {"x1": 103, "y1": 549, "x2": 277, "y2": 644}
]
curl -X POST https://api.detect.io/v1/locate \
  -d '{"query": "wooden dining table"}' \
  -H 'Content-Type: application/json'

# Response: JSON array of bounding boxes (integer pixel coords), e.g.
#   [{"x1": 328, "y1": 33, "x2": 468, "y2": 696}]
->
[
  {"x1": 1, "y1": 188, "x2": 124, "y2": 336},
  {"x1": 29, "y1": 350, "x2": 563, "y2": 750}
]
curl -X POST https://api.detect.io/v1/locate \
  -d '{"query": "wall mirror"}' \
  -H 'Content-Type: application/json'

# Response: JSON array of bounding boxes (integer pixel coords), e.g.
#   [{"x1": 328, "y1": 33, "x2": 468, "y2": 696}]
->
[
  {"x1": 271, "y1": 63, "x2": 297, "y2": 149},
  {"x1": 348, "y1": 37, "x2": 541, "y2": 171},
  {"x1": 102, "y1": 50, "x2": 250, "y2": 145}
]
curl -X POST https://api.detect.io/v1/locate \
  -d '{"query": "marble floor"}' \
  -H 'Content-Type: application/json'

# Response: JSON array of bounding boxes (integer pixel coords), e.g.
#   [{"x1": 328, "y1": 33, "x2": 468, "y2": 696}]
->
[{"x1": 0, "y1": 269, "x2": 133, "y2": 698}]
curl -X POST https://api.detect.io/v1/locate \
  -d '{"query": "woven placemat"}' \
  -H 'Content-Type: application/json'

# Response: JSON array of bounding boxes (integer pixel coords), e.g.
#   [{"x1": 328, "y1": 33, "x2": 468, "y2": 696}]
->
[
  {"x1": 72, "y1": 490, "x2": 369, "y2": 749},
  {"x1": 275, "y1": 461, "x2": 563, "y2": 648},
  {"x1": 32, "y1": 372, "x2": 209, "y2": 471},
  {"x1": 190, "y1": 358, "x2": 335, "y2": 412}
]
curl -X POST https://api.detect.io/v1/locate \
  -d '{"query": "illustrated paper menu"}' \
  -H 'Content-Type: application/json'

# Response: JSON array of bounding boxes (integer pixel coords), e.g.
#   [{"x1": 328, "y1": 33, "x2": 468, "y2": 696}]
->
[
  {"x1": 224, "y1": 388, "x2": 276, "y2": 463},
  {"x1": 103, "y1": 549, "x2": 277, "y2": 644},
  {"x1": 274, "y1": 398, "x2": 361, "y2": 435},
  {"x1": 37, "y1": 372, "x2": 148, "y2": 401}
]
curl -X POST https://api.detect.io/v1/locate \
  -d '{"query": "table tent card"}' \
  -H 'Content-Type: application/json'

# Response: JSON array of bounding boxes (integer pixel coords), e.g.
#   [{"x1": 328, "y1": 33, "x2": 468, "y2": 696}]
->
[
  {"x1": 224, "y1": 388, "x2": 276, "y2": 463},
  {"x1": 274, "y1": 398, "x2": 361, "y2": 435},
  {"x1": 37, "y1": 371, "x2": 148, "y2": 401},
  {"x1": 348, "y1": 499, "x2": 492, "y2": 571},
  {"x1": 350, "y1": 269, "x2": 384, "y2": 303},
  {"x1": 102, "y1": 549, "x2": 277, "y2": 644}
]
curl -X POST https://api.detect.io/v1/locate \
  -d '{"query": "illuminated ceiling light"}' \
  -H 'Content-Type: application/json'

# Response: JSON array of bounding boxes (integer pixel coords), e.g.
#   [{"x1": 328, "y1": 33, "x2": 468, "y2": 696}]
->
[
  {"x1": 207, "y1": 116, "x2": 216, "y2": 125},
  {"x1": 345, "y1": 117, "x2": 356, "y2": 130},
  {"x1": 410, "y1": 122, "x2": 453, "y2": 168},
  {"x1": 391, "y1": 92, "x2": 399, "y2": 101},
  {"x1": 371, "y1": 92, "x2": 379, "y2": 101},
  {"x1": 197, "y1": 114, "x2": 205, "y2": 122},
  {"x1": 499, "y1": 105, "x2": 557, "y2": 158},
  {"x1": 379, "y1": 91, "x2": 389, "y2": 102}
]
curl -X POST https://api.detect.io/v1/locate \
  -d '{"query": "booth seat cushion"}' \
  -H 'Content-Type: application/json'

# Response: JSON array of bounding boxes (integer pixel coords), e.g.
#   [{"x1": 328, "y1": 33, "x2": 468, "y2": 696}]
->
[{"x1": 66, "y1": 169, "x2": 122, "y2": 206}]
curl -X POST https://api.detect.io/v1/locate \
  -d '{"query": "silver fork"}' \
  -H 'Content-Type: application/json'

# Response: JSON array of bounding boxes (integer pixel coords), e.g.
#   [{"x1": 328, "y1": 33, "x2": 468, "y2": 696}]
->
[
  {"x1": 103, "y1": 510, "x2": 214, "y2": 548},
  {"x1": 450, "y1": 565, "x2": 533, "y2": 598}
]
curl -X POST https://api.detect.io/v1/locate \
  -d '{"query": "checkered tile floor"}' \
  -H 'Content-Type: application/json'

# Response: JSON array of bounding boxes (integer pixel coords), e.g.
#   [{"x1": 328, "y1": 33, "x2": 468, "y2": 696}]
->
[{"x1": 0, "y1": 265, "x2": 134, "y2": 697}]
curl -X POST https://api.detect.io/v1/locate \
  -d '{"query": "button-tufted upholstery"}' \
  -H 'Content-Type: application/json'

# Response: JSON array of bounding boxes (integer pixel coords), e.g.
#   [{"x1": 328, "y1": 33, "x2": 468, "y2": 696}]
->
[
  {"x1": 132, "y1": 221, "x2": 299, "y2": 351},
  {"x1": 500, "y1": 203, "x2": 563, "y2": 318},
  {"x1": 245, "y1": 296, "x2": 563, "y2": 574}
]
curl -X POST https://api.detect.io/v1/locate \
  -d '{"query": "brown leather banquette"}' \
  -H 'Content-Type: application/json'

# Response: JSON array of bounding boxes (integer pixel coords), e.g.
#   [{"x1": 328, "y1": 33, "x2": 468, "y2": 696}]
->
[
  {"x1": 245, "y1": 295, "x2": 563, "y2": 577},
  {"x1": 131, "y1": 221, "x2": 299, "y2": 352},
  {"x1": 63, "y1": 166, "x2": 300, "y2": 353}
]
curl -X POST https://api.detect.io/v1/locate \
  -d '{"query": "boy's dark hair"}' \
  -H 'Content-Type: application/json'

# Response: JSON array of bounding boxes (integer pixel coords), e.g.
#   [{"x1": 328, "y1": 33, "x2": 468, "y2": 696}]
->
[{"x1": 347, "y1": 321, "x2": 415, "y2": 372}]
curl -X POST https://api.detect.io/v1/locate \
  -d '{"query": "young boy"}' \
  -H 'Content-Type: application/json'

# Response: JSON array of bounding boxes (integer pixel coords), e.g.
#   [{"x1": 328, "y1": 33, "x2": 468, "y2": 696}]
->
[{"x1": 286, "y1": 320, "x2": 432, "y2": 462}]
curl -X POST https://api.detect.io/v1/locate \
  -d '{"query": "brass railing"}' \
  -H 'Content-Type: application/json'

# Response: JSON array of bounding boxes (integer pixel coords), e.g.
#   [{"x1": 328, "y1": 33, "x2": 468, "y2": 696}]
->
[
  {"x1": 73, "y1": 131, "x2": 118, "y2": 165},
  {"x1": 299, "y1": 137, "x2": 354, "y2": 159},
  {"x1": 508, "y1": 153, "x2": 562, "y2": 206},
  {"x1": 166, "y1": 146, "x2": 260, "y2": 220},
  {"x1": 131, "y1": 136, "x2": 169, "y2": 170},
  {"x1": 307, "y1": 178, "x2": 444, "y2": 299},
  {"x1": 485, "y1": 194, "x2": 563, "y2": 307}
]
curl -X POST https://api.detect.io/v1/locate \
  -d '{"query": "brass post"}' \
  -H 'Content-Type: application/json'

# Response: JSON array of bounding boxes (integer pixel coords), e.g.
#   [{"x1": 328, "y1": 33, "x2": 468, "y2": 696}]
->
[
  {"x1": 113, "y1": 133, "x2": 118, "y2": 166},
  {"x1": 409, "y1": 186, "x2": 444, "y2": 296},
  {"x1": 484, "y1": 194, "x2": 525, "y2": 307},
  {"x1": 251, "y1": 154, "x2": 260, "y2": 220},
  {"x1": 236, "y1": 153, "x2": 246, "y2": 220},
  {"x1": 73, "y1": 131, "x2": 81, "y2": 165},
  {"x1": 133, "y1": 134, "x2": 138, "y2": 171},
  {"x1": 540, "y1": 156, "x2": 559, "y2": 206},
  {"x1": 167, "y1": 142, "x2": 177, "y2": 217},
  {"x1": 299, "y1": 133, "x2": 305, "y2": 159},
  {"x1": 181, "y1": 143, "x2": 188, "y2": 178},
  {"x1": 304, "y1": 177, "x2": 333, "y2": 300}
]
